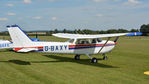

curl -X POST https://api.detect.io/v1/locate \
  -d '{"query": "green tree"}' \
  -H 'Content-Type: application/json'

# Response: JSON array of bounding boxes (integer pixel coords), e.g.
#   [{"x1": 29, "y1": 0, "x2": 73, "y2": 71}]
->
[
  {"x1": 107, "y1": 29, "x2": 118, "y2": 33},
  {"x1": 54, "y1": 29, "x2": 58, "y2": 33},
  {"x1": 73, "y1": 29, "x2": 78, "y2": 34},
  {"x1": 63, "y1": 29, "x2": 67, "y2": 33},
  {"x1": 82, "y1": 29, "x2": 93, "y2": 34},
  {"x1": 77, "y1": 29, "x2": 82, "y2": 34},
  {"x1": 118, "y1": 29, "x2": 128, "y2": 33},
  {"x1": 130, "y1": 29, "x2": 139, "y2": 32},
  {"x1": 140, "y1": 24, "x2": 149, "y2": 36}
]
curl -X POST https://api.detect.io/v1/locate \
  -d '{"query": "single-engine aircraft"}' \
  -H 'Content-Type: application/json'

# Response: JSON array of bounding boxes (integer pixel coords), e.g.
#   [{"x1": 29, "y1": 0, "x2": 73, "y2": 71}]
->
[{"x1": 7, "y1": 25, "x2": 142, "y2": 63}]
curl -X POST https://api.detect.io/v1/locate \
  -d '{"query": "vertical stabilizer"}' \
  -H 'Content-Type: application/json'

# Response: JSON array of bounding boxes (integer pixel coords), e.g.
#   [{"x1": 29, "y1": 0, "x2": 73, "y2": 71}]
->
[{"x1": 7, "y1": 25, "x2": 32, "y2": 47}]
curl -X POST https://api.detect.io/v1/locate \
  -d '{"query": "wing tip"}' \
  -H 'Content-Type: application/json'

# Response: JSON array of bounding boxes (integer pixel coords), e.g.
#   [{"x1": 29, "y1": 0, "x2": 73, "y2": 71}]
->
[{"x1": 126, "y1": 32, "x2": 142, "y2": 36}]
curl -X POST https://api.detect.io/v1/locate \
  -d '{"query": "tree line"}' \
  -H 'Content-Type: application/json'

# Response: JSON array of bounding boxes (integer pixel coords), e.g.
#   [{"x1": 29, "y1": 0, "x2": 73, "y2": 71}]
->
[
  {"x1": 140, "y1": 24, "x2": 149, "y2": 36},
  {"x1": 0, "y1": 24, "x2": 149, "y2": 36},
  {"x1": 47, "y1": 24, "x2": 149, "y2": 36}
]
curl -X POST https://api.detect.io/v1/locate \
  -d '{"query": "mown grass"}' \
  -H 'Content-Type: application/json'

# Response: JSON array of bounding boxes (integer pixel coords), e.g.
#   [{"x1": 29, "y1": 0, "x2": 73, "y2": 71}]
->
[{"x1": 0, "y1": 36, "x2": 149, "y2": 84}]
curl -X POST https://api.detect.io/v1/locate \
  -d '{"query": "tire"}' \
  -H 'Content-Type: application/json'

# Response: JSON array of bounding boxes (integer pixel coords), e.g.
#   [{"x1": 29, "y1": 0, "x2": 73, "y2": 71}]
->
[
  {"x1": 75, "y1": 55, "x2": 80, "y2": 60},
  {"x1": 91, "y1": 58, "x2": 98, "y2": 63}
]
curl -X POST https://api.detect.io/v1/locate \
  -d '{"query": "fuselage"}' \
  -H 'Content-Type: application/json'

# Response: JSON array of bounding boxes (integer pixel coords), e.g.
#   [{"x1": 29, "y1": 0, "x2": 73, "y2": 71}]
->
[{"x1": 13, "y1": 40, "x2": 116, "y2": 54}]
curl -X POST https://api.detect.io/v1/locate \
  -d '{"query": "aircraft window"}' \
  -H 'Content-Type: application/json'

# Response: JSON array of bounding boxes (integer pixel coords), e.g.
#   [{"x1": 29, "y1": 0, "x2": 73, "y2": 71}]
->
[
  {"x1": 76, "y1": 39, "x2": 90, "y2": 44},
  {"x1": 92, "y1": 39, "x2": 96, "y2": 43},
  {"x1": 97, "y1": 38, "x2": 102, "y2": 42},
  {"x1": 81, "y1": 41, "x2": 85, "y2": 44}
]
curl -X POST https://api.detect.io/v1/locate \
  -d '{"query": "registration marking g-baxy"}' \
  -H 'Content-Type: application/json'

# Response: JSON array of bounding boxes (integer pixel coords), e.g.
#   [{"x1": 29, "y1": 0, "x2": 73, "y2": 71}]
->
[{"x1": 44, "y1": 45, "x2": 68, "y2": 51}]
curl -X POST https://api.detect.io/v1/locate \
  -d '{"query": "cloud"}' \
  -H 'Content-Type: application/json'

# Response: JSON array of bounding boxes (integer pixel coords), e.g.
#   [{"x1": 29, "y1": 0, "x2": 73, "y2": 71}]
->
[
  {"x1": 7, "y1": 4, "x2": 14, "y2": 7},
  {"x1": 113, "y1": 0, "x2": 120, "y2": 2},
  {"x1": 48, "y1": 0, "x2": 56, "y2": 2},
  {"x1": 92, "y1": 0, "x2": 107, "y2": 3},
  {"x1": 124, "y1": 0, "x2": 142, "y2": 6},
  {"x1": 32, "y1": 16, "x2": 42, "y2": 20},
  {"x1": 96, "y1": 14, "x2": 104, "y2": 17},
  {"x1": 24, "y1": 0, "x2": 32, "y2": 4},
  {"x1": 7, "y1": 12, "x2": 16, "y2": 16},
  {"x1": 18, "y1": 17, "x2": 23, "y2": 20},
  {"x1": 0, "y1": 18, "x2": 8, "y2": 21},
  {"x1": 51, "y1": 17, "x2": 57, "y2": 20}
]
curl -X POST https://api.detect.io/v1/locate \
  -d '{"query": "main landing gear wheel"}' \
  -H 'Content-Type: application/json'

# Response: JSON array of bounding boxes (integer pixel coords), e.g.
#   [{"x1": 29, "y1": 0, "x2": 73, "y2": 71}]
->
[
  {"x1": 74, "y1": 55, "x2": 80, "y2": 60},
  {"x1": 91, "y1": 57, "x2": 98, "y2": 63},
  {"x1": 103, "y1": 56, "x2": 108, "y2": 60}
]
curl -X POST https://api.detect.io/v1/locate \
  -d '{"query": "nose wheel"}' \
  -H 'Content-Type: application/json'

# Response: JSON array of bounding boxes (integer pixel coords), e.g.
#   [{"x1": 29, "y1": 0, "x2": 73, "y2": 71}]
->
[{"x1": 86, "y1": 54, "x2": 98, "y2": 63}]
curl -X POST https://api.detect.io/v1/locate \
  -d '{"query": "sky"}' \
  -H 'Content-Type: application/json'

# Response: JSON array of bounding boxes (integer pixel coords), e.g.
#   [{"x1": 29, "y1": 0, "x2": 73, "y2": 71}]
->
[{"x1": 0, "y1": 0, "x2": 149, "y2": 31}]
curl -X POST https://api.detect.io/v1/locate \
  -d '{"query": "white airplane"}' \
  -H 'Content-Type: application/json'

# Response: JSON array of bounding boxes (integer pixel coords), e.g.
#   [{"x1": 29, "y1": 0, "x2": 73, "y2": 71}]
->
[{"x1": 6, "y1": 25, "x2": 142, "y2": 63}]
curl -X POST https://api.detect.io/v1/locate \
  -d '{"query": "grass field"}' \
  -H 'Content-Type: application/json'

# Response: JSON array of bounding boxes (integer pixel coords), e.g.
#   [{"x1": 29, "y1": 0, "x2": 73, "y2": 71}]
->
[{"x1": 0, "y1": 36, "x2": 149, "y2": 84}]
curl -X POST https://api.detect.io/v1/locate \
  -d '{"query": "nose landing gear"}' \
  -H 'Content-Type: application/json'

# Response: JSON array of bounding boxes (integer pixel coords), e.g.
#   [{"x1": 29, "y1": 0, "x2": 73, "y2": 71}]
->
[{"x1": 86, "y1": 54, "x2": 98, "y2": 63}]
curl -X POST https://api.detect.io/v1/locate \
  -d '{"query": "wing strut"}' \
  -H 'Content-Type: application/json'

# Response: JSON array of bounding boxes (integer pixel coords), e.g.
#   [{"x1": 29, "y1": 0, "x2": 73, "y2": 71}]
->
[
  {"x1": 98, "y1": 37, "x2": 111, "y2": 53},
  {"x1": 114, "y1": 36, "x2": 119, "y2": 43}
]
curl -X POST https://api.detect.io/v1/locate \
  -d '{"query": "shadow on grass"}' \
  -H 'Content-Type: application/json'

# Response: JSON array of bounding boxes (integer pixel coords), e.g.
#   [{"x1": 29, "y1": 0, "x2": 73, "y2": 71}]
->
[
  {"x1": 31, "y1": 55, "x2": 118, "y2": 68},
  {"x1": 0, "y1": 60, "x2": 31, "y2": 65},
  {"x1": 9, "y1": 60, "x2": 31, "y2": 65},
  {"x1": 0, "y1": 55, "x2": 118, "y2": 68},
  {"x1": 0, "y1": 49, "x2": 13, "y2": 52}
]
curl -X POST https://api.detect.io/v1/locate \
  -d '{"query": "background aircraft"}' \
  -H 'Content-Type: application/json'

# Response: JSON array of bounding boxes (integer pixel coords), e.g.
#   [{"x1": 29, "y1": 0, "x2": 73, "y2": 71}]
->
[
  {"x1": 6, "y1": 25, "x2": 142, "y2": 63},
  {"x1": 0, "y1": 39, "x2": 12, "y2": 49}
]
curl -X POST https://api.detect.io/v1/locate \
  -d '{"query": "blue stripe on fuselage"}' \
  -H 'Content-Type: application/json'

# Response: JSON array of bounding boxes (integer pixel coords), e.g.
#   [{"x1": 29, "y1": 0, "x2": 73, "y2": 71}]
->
[
  {"x1": 38, "y1": 49, "x2": 43, "y2": 51},
  {"x1": 69, "y1": 44, "x2": 115, "y2": 50}
]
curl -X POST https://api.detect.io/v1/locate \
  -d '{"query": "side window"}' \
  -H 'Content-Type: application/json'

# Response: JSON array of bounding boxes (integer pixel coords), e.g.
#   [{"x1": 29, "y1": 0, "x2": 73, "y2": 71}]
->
[
  {"x1": 97, "y1": 38, "x2": 102, "y2": 42},
  {"x1": 76, "y1": 39, "x2": 81, "y2": 44},
  {"x1": 76, "y1": 39, "x2": 90, "y2": 44},
  {"x1": 92, "y1": 39, "x2": 96, "y2": 43}
]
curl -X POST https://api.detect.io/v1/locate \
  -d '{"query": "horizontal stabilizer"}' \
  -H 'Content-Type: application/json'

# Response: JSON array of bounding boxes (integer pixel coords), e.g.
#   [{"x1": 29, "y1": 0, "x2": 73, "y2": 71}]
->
[{"x1": 16, "y1": 48, "x2": 38, "y2": 52}]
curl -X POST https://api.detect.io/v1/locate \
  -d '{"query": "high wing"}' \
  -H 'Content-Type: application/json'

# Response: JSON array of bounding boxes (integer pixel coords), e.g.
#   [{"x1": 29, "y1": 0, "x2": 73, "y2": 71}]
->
[{"x1": 52, "y1": 32, "x2": 142, "y2": 39}]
